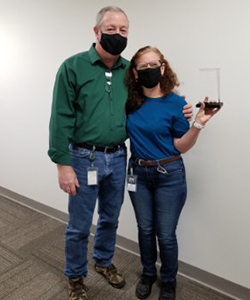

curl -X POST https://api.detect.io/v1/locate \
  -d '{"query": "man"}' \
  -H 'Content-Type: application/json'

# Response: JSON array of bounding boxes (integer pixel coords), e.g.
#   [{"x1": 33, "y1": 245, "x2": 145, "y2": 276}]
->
[{"x1": 48, "y1": 6, "x2": 193, "y2": 300}]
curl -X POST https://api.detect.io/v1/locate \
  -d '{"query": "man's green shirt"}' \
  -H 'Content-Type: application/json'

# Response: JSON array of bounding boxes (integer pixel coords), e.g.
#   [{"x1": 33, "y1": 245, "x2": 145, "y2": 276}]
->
[{"x1": 48, "y1": 44, "x2": 129, "y2": 165}]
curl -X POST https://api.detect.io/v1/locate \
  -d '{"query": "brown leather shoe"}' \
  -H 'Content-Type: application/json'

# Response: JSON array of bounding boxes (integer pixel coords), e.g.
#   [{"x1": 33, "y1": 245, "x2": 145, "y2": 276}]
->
[
  {"x1": 94, "y1": 263, "x2": 125, "y2": 289},
  {"x1": 68, "y1": 277, "x2": 88, "y2": 300}
]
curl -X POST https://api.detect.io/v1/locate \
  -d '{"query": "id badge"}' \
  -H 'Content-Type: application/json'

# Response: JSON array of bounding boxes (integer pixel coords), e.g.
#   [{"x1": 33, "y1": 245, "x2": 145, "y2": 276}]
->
[
  {"x1": 87, "y1": 167, "x2": 98, "y2": 185},
  {"x1": 127, "y1": 175, "x2": 137, "y2": 192}
]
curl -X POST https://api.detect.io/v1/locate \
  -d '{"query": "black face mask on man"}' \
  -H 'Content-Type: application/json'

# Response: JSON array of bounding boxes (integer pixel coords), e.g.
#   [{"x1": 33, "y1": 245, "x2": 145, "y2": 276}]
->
[
  {"x1": 137, "y1": 67, "x2": 162, "y2": 89},
  {"x1": 100, "y1": 33, "x2": 127, "y2": 56}
]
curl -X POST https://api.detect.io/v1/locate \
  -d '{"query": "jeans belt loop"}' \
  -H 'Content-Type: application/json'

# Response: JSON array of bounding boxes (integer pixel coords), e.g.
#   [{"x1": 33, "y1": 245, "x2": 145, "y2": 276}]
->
[{"x1": 104, "y1": 146, "x2": 107, "y2": 154}]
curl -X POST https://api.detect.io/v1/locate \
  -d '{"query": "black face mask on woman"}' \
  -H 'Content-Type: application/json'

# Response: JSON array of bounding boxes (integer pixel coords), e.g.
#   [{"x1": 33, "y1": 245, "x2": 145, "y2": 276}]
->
[
  {"x1": 137, "y1": 67, "x2": 162, "y2": 89},
  {"x1": 100, "y1": 33, "x2": 127, "y2": 56}
]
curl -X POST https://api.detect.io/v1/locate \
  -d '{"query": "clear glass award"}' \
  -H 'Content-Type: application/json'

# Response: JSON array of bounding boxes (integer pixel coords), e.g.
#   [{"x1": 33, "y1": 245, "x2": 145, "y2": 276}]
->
[{"x1": 196, "y1": 68, "x2": 224, "y2": 108}]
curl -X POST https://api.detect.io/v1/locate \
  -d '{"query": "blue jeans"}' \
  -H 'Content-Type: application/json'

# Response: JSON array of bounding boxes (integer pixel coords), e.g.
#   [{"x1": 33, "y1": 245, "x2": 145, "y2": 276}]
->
[
  {"x1": 65, "y1": 144, "x2": 127, "y2": 278},
  {"x1": 128, "y1": 156, "x2": 187, "y2": 282}
]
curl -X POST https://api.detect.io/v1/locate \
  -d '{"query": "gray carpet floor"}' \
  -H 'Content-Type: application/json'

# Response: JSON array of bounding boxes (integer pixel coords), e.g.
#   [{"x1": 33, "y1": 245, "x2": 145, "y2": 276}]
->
[{"x1": 0, "y1": 195, "x2": 234, "y2": 300}]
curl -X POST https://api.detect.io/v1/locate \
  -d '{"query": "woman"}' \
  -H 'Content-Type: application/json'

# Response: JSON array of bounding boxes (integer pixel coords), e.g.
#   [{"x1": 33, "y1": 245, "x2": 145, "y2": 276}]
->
[{"x1": 125, "y1": 46, "x2": 220, "y2": 300}]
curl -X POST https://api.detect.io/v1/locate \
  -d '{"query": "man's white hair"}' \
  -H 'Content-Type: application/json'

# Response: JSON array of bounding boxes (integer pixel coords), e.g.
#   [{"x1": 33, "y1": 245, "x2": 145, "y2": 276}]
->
[{"x1": 96, "y1": 6, "x2": 129, "y2": 29}]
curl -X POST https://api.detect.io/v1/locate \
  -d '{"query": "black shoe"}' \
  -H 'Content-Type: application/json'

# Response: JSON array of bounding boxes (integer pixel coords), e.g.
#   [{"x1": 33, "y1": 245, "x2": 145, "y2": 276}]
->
[
  {"x1": 158, "y1": 280, "x2": 176, "y2": 300},
  {"x1": 135, "y1": 274, "x2": 157, "y2": 299}
]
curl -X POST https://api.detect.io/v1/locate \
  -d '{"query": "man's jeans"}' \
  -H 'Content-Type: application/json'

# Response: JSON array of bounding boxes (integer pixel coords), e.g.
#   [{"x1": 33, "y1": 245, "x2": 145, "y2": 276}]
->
[
  {"x1": 65, "y1": 144, "x2": 127, "y2": 278},
  {"x1": 128, "y1": 157, "x2": 187, "y2": 282}
]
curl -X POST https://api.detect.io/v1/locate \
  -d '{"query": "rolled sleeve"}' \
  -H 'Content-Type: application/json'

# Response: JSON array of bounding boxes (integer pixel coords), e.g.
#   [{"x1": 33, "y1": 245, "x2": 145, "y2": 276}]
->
[{"x1": 48, "y1": 63, "x2": 76, "y2": 165}]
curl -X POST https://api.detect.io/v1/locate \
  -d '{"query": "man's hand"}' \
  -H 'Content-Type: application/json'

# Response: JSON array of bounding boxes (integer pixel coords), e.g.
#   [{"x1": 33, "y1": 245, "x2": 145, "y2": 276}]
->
[
  {"x1": 183, "y1": 102, "x2": 193, "y2": 122},
  {"x1": 57, "y1": 165, "x2": 80, "y2": 196}
]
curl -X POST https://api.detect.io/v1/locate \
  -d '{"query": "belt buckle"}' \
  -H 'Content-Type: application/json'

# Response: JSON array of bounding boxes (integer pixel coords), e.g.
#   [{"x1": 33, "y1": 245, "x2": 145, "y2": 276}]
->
[
  {"x1": 138, "y1": 159, "x2": 143, "y2": 166},
  {"x1": 104, "y1": 145, "x2": 120, "y2": 153}
]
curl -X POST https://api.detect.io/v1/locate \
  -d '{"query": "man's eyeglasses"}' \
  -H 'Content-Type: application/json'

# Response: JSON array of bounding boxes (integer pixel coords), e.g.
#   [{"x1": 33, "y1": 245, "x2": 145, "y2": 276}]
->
[
  {"x1": 105, "y1": 71, "x2": 112, "y2": 93},
  {"x1": 136, "y1": 60, "x2": 162, "y2": 71}
]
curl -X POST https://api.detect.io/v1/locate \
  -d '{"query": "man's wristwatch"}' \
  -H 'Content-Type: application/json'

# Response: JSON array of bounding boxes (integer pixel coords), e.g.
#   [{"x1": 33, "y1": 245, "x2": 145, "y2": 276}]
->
[{"x1": 193, "y1": 121, "x2": 205, "y2": 130}]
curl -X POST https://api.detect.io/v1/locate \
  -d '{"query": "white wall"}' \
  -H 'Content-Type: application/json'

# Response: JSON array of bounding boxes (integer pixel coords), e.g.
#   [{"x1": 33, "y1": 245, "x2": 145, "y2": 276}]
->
[{"x1": 1, "y1": 0, "x2": 250, "y2": 289}]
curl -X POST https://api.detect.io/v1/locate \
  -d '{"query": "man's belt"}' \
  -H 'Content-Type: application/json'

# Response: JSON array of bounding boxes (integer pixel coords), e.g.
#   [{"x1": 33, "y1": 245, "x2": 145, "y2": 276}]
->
[{"x1": 73, "y1": 142, "x2": 125, "y2": 153}]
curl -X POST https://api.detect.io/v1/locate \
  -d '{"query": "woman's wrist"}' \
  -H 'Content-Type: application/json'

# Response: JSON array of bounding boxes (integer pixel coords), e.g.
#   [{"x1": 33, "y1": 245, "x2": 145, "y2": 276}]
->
[
  {"x1": 195, "y1": 117, "x2": 206, "y2": 126},
  {"x1": 192, "y1": 121, "x2": 205, "y2": 130}
]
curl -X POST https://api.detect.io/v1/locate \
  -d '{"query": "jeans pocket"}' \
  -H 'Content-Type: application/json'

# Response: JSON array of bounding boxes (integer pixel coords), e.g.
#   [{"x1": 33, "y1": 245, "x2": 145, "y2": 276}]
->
[
  {"x1": 163, "y1": 159, "x2": 185, "y2": 175},
  {"x1": 116, "y1": 146, "x2": 127, "y2": 157},
  {"x1": 69, "y1": 144, "x2": 91, "y2": 158}
]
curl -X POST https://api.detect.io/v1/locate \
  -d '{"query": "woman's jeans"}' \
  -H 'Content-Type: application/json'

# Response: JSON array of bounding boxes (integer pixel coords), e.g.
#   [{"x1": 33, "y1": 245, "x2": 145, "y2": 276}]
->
[
  {"x1": 128, "y1": 157, "x2": 187, "y2": 282},
  {"x1": 65, "y1": 144, "x2": 127, "y2": 278}
]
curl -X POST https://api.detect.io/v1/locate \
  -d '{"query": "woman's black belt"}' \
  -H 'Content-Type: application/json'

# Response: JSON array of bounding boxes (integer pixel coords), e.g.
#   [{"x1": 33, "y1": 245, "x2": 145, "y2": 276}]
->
[{"x1": 73, "y1": 142, "x2": 125, "y2": 153}]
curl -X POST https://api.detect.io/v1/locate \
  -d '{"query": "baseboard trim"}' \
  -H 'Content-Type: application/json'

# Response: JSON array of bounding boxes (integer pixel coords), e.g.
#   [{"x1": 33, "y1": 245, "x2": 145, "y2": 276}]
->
[
  {"x1": 0, "y1": 186, "x2": 249, "y2": 300},
  {"x1": 177, "y1": 261, "x2": 249, "y2": 300}
]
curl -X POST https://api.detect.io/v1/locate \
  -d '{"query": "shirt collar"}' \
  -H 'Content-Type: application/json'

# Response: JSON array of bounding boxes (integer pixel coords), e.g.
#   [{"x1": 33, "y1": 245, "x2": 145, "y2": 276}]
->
[{"x1": 88, "y1": 43, "x2": 128, "y2": 69}]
